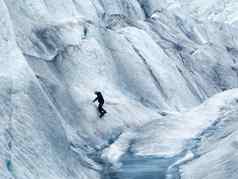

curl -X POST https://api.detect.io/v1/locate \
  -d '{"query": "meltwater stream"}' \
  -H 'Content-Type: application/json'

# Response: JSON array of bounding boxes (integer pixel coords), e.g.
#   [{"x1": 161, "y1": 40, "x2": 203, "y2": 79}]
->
[{"x1": 102, "y1": 152, "x2": 181, "y2": 179}]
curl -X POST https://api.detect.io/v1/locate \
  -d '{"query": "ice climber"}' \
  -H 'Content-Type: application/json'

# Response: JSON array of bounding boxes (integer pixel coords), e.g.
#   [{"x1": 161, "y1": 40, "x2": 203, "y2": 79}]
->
[{"x1": 93, "y1": 91, "x2": 107, "y2": 118}]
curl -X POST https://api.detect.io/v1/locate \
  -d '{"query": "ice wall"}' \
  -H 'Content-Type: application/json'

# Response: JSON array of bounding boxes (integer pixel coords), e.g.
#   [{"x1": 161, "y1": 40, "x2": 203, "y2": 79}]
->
[{"x1": 1, "y1": 0, "x2": 238, "y2": 178}]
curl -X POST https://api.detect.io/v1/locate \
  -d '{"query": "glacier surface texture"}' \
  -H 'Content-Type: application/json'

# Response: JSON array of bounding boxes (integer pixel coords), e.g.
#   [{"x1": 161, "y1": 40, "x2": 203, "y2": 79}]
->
[{"x1": 1, "y1": 0, "x2": 238, "y2": 179}]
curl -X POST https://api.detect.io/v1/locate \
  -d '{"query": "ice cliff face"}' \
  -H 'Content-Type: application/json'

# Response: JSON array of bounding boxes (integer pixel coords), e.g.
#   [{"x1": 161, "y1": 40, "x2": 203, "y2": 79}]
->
[{"x1": 1, "y1": 0, "x2": 238, "y2": 179}]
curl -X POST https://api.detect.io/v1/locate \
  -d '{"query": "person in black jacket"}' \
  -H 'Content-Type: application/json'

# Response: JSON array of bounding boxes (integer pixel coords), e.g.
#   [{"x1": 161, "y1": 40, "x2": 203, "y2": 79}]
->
[{"x1": 93, "y1": 91, "x2": 107, "y2": 118}]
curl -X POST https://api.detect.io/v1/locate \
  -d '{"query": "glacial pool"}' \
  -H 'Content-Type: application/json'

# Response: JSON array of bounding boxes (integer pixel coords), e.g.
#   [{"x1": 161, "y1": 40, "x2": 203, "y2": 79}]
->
[{"x1": 102, "y1": 153, "x2": 180, "y2": 179}]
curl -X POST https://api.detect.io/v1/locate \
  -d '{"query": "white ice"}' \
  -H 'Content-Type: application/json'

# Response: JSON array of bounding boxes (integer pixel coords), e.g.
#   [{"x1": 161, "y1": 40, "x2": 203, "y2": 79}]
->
[{"x1": 1, "y1": 0, "x2": 238, "y2": 179}]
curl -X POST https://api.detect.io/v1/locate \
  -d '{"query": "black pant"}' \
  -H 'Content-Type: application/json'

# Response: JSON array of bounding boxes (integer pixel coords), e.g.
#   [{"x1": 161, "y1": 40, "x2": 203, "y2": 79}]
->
[{"x1": 98, "y1": 103, "x2": 106, "y2": 117}]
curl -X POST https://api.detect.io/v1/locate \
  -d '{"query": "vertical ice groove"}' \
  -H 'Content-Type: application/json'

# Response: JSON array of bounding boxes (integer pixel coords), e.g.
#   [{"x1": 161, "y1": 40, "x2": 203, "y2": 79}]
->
[{"x1": 125, "y1": 36, "x2": 169, "y2": 100}]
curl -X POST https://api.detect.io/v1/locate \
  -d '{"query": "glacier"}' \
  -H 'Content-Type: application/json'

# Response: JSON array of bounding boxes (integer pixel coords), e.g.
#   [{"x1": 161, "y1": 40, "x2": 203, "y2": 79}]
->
[{"x1": 1, "y1": 0, "x2": 238, "y2": 179}]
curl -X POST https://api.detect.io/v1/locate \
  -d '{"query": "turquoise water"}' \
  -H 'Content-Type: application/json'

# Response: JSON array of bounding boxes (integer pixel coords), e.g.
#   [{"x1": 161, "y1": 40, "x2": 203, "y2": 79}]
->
[{"x1": 103, "y1": 153, "x2": 180, "y2": 179}]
